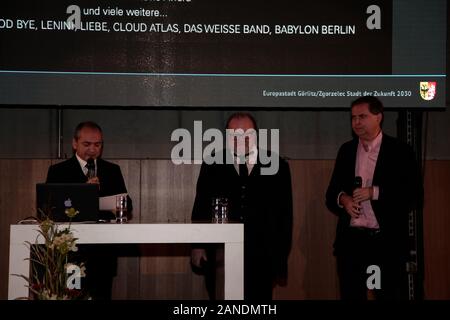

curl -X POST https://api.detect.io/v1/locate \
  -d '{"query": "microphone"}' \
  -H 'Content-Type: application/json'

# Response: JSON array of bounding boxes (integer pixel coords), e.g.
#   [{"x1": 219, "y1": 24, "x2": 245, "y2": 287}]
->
[
  {"x1": 353, "y1": 176, "x2": 362, "y2": 209},
  {"x1": 86, "y1": 158, "x2": 95, "y2": 179},
  {"x1": 354, "y1": 176, "x2": 362, "y2": 190}
]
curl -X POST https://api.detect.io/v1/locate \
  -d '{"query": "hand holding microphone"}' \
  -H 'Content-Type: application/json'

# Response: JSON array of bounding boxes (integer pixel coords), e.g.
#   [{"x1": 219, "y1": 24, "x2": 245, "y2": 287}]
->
[
  {"x1": 349, "y1": 176, "x2": 363, "y2": 218},
  {"x1": 340, "y1": 176, "x2": 372, "y2": 218},
  {"x1": 86, "y1": 158, "x2": 100, "y2": 185},
  {"x1": 352, "y1": 176, "x2": 373, "y2": 204}
]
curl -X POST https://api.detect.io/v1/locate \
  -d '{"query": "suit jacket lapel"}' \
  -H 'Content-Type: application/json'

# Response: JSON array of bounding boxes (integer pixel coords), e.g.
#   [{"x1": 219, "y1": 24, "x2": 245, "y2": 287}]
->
[
  {"x1": 372, "y1": 134, "x2": 388, "y2": 186},
  {"x1": 222, "y1": 149, "x2": 262, "y2": 178},
  {"x1": 349, "y1": 139, "x2": 358, "y2": 178},
  {"x1": 221, "y1": 150, "x2": 240, "y2": 179},
  {"x1": 250, "y1": 161, "x2": 261, "y2": 177},
  {"x1": 96, "y1": 158, "x2": 104, "y2": 179},
  {"x1": 70, "y1": 156, "x2": 88, "y2": 182}
]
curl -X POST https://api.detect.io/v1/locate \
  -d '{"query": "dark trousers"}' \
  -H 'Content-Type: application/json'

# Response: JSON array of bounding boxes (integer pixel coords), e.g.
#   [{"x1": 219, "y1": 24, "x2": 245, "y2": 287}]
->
[
  {"x1": 244, "y1": 254, "x2": 273, "y2": 300},
  {"x1": 198, "y1": 246, "x2": 273, "y2": 300},
  {"x1": 78, "y1": 245, "x2": 117, "y2": 300},
  {"x1": 336, "y1": 228, "x2": 408, "y2": 300},
  {"x1": 244, "y1": 272, "x2": 273, "y2": 300}
]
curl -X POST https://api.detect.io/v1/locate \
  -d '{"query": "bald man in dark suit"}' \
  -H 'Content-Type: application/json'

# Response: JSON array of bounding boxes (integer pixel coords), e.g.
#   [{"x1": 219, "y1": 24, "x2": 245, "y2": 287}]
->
[
  {"x1": 191, "y1": 113, "x2": 293, "y2": 300},
  {"x1": 46, "y1": 121, "x2": 132, "y2": 300}
]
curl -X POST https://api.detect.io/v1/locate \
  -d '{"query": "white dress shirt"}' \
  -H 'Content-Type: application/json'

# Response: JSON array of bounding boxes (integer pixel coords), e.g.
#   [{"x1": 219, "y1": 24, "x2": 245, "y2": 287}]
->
[
  {"x1": 75, "y1": 154, "x2": 97, "y2": 177},
  {"x1": 350, "y1": 132, "x2": 382, "y2": 229}
]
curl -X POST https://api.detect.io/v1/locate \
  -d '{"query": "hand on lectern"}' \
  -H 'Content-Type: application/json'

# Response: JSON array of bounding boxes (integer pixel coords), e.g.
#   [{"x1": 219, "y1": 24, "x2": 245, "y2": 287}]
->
[{"x1": 191, "y1": 248, "x2": 207, "y2": 268}]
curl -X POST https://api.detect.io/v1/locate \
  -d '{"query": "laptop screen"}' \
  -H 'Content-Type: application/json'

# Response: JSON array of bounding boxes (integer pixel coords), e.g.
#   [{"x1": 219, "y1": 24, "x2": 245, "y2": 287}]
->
[{"x1": 36, "y1": 183, "x2": 99, "y2": 222}]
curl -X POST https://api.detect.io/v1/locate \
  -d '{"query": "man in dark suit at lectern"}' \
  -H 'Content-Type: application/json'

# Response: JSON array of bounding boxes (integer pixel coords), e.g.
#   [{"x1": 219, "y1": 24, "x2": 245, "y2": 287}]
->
[
  {"x1": 191, "y1": 112, "x2": 293, "y2": 300},
  {"x1": 326, "y1": 96, "x2": 423, "y2": 300},
  {"x1": 46, "y1": 121, "x2": 132, "y2": 300}
]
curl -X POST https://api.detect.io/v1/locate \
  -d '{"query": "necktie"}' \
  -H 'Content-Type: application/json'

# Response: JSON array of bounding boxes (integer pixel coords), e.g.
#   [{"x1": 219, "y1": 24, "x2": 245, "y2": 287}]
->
[{"x1": 239, "y1": 162, "x2": 248, "y2": 178}]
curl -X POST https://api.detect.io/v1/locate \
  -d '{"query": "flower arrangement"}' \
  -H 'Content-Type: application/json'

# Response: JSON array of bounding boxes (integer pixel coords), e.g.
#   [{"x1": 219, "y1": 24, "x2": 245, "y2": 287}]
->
[{"x1": 17, "y1": 207, "x2": 89, "y2": 300}]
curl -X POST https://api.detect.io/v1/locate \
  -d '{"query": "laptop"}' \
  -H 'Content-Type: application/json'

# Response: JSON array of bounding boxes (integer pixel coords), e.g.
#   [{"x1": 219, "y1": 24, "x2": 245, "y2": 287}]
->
[{"x1": 36, "y1": 183, "x2": 99, "y2": 222}]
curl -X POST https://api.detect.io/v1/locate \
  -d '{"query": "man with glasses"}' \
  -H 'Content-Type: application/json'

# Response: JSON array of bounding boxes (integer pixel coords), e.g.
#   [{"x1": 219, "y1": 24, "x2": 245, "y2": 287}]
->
[{"x1": 326, "y1": 97, "x2": 423, "y2": 300}]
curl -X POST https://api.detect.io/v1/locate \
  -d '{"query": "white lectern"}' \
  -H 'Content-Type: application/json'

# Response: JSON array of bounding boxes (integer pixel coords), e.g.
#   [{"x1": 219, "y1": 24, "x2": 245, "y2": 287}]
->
[{"x1": 8, "y1": 223, "x2": 244, "y2": 300}]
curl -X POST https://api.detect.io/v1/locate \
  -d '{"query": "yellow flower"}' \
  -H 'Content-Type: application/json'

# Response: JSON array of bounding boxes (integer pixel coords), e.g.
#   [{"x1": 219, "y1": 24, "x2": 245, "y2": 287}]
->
[{"x1": 65, "y1": 207, "x2": 79, "y2": 218}]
